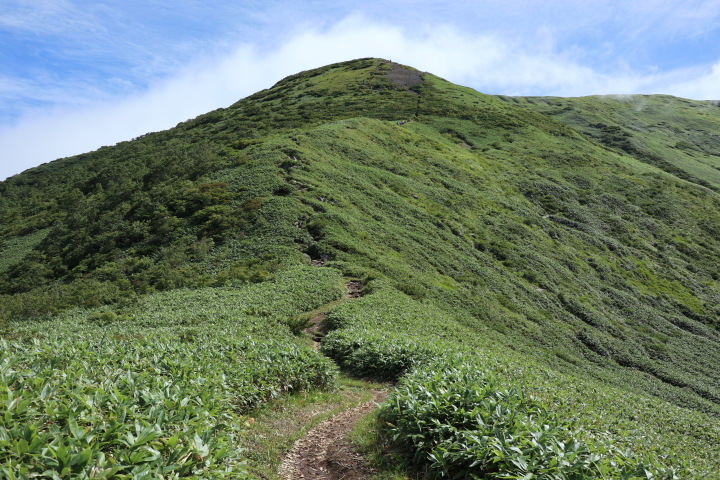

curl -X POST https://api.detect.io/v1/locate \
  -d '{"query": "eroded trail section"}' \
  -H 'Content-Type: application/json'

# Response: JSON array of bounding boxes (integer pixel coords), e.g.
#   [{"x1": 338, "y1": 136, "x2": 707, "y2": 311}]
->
[
  {"x1": 279, "y1": 389, "x2": 387, "y2": 480},
  {"x1": 304, "y1": 312, "x2": 326, "y2": 349},
  {"x1": 304, "y1": 280, "x2": 364, "y2": 349},
  {"x1": 345, "y1": 280, "x2": 364, "y2": 298}
]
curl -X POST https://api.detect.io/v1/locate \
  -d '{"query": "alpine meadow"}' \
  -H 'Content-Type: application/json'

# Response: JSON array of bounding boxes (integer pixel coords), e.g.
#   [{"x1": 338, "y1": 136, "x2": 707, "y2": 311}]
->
[{"x1": 1, "y1": 58, "x2": 719, "y2": 479}]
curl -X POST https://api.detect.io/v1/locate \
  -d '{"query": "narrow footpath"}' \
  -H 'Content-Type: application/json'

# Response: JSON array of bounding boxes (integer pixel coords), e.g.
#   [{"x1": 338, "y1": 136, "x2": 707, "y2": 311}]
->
[
  {"x1": 279, "y1": 389, "x2": 387, "y2": 479},
  {"x1": 281, "y1": 280, "x2": 388, "y2": 480},
  {"x1": 304, "y1": 280, "x2": 364, "y2": 349}
]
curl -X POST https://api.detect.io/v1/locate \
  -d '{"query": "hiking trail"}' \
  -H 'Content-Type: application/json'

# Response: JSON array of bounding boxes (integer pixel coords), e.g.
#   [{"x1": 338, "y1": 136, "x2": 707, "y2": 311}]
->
[
  {"x1": 282, "y1": 279, "x2": 389, "y2": 479},
  {"x1": 279, "y1": 389, "x2": 387, "y2": 479}
]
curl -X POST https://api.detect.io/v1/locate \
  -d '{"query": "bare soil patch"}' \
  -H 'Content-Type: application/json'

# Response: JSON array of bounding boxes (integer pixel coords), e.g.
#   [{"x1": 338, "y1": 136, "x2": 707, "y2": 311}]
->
[
  {"x1": 385, "y1": 62, "x2": 423, "y2": 90},
  {"x1": 304, "y1": 281, "x2": 364, "y2": 348},
  {"x1": 304, "y1": 313, "x2": 326, "y2": 349},
  {"x1": 345, "y1": 281, "x2": 364, "y2": 298}
]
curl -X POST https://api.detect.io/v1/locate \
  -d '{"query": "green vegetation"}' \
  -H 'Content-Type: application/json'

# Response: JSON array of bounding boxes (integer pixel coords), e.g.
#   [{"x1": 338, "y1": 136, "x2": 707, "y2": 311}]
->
[
  {"x1": 350, "y1": 411, "x2": 411, "y2": 480},
  {"x1": 383, "y1": 363, "x2": 680, "y2": 479},
  {"x1": 0, "y1": 267, "x2": 341, "y2": 478},
  {"x1": 0, "y1": 229, "x2": 49, "y2": 275},
  {"x1": 1, "y1": 58, "x2": 719, "y2": 478},
  {"x1": 509, "y1": 94, "x2": 720, "y2": 190},
  {"x1": 323, "y1": 282, "x2": 717, "y2": 478}
]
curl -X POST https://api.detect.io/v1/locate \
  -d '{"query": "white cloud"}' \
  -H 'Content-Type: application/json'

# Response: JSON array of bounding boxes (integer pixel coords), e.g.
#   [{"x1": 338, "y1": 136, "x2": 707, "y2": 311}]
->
[
  {"x1": 664, "y1": 61, "x2": 720, "y2": 100},
  {"x1": 2, "y1": 15, "x2": 720, "y2": 180}
]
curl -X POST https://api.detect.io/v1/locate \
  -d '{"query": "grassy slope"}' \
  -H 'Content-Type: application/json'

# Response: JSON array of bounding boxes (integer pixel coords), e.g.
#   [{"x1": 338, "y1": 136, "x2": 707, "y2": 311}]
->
[
  {"x1": 1, "y1": 58, "x2": 720, "y2": 476},
  {"x1": 508, "y1": 94, "x2": 720, "y2": 190},
  {"x1": 0, "y1": 266, "x2": 343, "y2": 478},
  {"x1": 323, "y1": 280, "x2": 720, "y2": 477},
  {"x1": 277, "y1": 80, "x2": 720, "y2": 416}
]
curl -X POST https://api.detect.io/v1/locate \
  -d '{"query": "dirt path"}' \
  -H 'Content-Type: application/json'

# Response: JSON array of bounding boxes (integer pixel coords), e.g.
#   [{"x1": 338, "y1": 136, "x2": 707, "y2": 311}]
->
[
  {"x1": 304, "y1": 312, "x2": 326, "y2": 349},
  {"x1": 304, "y1": 280, "x2": 364, "y2": 349},
  {"x1": 285, "y1": 279, "x2": 387, "y2": 479},
  {"x1": 345, "y1": 280, "x2": 364, "y2": 298},
  {"x1": 279, "y1": 389, "x2": 387, "y2": 480}
]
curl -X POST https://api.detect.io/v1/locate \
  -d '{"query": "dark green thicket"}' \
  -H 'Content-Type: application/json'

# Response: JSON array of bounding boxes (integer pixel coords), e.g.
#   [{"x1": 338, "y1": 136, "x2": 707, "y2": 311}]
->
[{"x1": 2, "y1": 58, "x2": 719, "y2": 477}]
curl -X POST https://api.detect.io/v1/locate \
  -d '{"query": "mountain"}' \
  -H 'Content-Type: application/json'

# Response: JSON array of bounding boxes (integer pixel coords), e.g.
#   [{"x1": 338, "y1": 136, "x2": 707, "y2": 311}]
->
[
  {"x1": 512, "y1": 94, "x2": 720, "y2": 190},
  {"x1": 1, "y1": 58, "x2": 719, "y2": 478}
]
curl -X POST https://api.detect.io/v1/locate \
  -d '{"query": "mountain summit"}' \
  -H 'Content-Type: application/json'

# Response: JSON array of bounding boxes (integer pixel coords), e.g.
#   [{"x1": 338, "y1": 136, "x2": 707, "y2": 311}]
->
[{"x1": 1, "y1": 58, "x2": 719, "y2": 478}]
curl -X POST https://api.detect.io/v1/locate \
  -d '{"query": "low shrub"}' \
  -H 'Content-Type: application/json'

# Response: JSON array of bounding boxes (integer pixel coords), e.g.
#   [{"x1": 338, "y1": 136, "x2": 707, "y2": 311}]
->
[
  {"x1": 0, "y1": 266, "x2": 342, "y2": 478},
  {"x1": 381, "y1": 362, "x2": 683, "y2": 479}
]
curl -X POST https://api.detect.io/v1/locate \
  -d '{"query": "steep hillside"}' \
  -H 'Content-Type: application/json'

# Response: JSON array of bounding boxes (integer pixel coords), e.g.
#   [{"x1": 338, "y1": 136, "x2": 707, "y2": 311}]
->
[
  {"x1": 510, "y1": 94, "x2": 720, "y2": 190},
  {"x1": 1, "y1": 58, "x2": 719, "y2": 478}
]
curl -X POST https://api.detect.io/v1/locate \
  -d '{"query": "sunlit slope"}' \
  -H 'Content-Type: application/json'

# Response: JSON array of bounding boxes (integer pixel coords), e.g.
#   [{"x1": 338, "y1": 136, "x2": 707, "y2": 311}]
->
[
  {"x1": 274, "y1": 112, "x2": 720, "y2": 415},
  {"x1": 509, "y1": 94, "x2": 720, "y2": 190},
  {"x1": 2, "y1": 58, "x2": 719, "y2": 413},
  {"x1": 1, "y1": 58, "x2": 720, "y2": 475}
]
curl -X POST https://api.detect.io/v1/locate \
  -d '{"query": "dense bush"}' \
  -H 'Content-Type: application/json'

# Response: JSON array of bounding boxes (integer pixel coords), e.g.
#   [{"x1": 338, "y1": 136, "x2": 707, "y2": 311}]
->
[
  {"x1": 321, "y1": 281, "x2": 470, "y2": 379},
  {"x1": 322, "y1": 328, "x2": 442, "y2": 379},
  {"x1": 322, "y1": 284, "x2": 696, "y2": 478},
  {"x1": 0, "y1": 334, "x2": 336, "y2": 478},
  {"x1": 0, "y1": 267, "x2": 342, "y2": 478},
  {"x1": 381, "y1": 362, "x2": 683, "y2": 479}
]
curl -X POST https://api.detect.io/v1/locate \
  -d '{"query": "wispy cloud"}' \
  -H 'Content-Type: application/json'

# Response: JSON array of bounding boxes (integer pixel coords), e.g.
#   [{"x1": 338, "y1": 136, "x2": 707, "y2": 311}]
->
[
  {"x1": 0, "y1": 0, "x2": 100, "y2": 34},
  {"x1": 2, "y1": 15, "x2": 720, "y2": 180},
  {"x1": 664, "y1": 61, "x2": 720, "y2": 100},
  {"x1": 618, "y1": 0, "x2": 720, "y2": 39}
]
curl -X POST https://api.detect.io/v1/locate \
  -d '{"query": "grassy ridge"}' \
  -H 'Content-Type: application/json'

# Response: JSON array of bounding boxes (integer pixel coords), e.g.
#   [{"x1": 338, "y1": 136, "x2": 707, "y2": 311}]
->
[
  {"x1": 282, "y1": 112, "x2": 720, "y2": 417},
  {"x1": 509, "y1": 94, "x2": 720, "y2": 190}
]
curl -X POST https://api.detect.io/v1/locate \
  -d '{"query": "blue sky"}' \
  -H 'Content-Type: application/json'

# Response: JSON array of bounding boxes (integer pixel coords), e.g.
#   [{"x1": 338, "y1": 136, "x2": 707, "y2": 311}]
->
[{"x1": 2, "y1": 0, "x2": 720, "y2": 180}]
